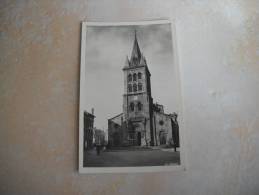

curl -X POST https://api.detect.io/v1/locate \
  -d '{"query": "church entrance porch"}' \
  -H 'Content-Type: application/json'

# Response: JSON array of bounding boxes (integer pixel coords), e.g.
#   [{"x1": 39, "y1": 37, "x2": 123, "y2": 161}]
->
[
  {"x1": 128, "y1": 130, "x2": 146, "y2": 146},
  {"x1": 127, "y1": 120, "x2": 147, "y2": 147}
]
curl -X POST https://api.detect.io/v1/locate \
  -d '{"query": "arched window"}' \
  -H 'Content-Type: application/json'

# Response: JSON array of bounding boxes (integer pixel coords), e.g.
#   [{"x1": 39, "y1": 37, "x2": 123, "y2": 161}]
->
[
  {"x1": 133, "y1": 84, "x2": 137, "y2": 92},
  {"x1": 137, "y1": 102, "x2": 142, "y2": 111},
  {"x1": 138, "y1": 83, "x2": 142, "y2": 91},
  {"x1": 138, "y1": 72, "x2": 142, "y2": 79},
  {"x1": 130, "y1": 102, "x2": 134, "y2": 111},
  {"x1": 128, "y1": 74, "x2": 132, "y2": 82},
  {"x1": 128, "y1": 84, "x2": 132, "y2": 92},
  {"x1": 133, "y1": 73, "x2": 137, "y2": 81}
]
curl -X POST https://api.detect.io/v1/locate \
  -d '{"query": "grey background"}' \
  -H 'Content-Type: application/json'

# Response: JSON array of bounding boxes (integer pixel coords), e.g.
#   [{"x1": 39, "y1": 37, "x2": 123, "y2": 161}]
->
[{"x1": 0, "y1": 0, "x2": 258, "y2": 195}]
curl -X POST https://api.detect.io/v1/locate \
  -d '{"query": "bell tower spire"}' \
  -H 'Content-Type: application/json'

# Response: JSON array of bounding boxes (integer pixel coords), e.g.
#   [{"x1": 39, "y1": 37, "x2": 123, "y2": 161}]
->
[{"x1": 130, "y1": 30, "x2": 142, "y2": 66}]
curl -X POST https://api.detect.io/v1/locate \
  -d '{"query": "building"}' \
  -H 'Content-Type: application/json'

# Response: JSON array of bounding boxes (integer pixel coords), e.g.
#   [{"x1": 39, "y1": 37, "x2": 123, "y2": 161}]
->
[
  {"x1": 93, "y1": 128, "x2": 106, "y2": 146},
  {"x1": 108, "y1": 113, "x2": 127, "y2": 146},
  {"x1": 153, "y1": 104, "x2": 178, "y2": 146},
  {"x1": 108, "y1": 31, "x2": 179, "y2": 147},
  {"x1": 84, "y1": 109, "x2": 95, "y2": 150}
]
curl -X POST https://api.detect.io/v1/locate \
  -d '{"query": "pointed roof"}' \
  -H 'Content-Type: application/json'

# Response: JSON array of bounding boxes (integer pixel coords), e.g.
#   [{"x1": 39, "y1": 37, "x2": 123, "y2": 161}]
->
[
  {"x1": 122, "y1": 30, "x2": 149, "y2": 71},
  {"x1": 124, "y1": 55, "x2": 130, "y2": 68},
  {"x1": 139, "y1": 53, "x2": 147, "y2": 66},
  {"x1": 130, "y1": 30, "x2": 142, "y2": 65}
]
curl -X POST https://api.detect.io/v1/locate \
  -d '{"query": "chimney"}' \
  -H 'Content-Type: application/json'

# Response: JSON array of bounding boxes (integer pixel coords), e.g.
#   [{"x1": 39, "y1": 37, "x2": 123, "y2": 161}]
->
[{"x1": 91, "y1": 108, "x2": 94, "y2": 115}]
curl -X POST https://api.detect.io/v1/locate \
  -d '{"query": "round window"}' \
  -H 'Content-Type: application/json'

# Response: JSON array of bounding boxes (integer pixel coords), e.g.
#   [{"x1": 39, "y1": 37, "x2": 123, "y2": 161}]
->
[{"x1": 159, "y1": 120, "x2": 164, "y2": 126}]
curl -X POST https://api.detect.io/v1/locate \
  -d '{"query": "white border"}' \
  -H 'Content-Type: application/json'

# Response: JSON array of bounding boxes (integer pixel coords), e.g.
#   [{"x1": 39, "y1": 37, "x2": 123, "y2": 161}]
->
[{"x1": 79, "y1": 19, "x2": 186, "y2": 173}]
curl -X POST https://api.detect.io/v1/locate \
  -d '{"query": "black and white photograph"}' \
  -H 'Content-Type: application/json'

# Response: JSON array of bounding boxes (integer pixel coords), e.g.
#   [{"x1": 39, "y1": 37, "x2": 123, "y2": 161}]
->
[{"x1": 79, "y1": 20, "x2": 184, "y2": 173}]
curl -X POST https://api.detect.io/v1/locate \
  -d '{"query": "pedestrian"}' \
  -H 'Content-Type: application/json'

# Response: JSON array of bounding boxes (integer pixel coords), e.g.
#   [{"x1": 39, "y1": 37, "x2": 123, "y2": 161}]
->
[
  {"x1": 96, "y1": 144, "x2": 100, "y2": 155},
  {"x1": 96, "y1": 137, "x2": 101, "y2": 155}
]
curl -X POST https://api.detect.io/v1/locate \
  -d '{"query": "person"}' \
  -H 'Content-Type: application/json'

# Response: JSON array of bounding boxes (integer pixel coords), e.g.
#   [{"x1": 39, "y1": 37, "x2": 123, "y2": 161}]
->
[
  {"x1": 96, "y1": 144, "x2": 101, "y2": 155},
  {"x1": 95, "y1": 137, "x2": 101, "y2": 155}
]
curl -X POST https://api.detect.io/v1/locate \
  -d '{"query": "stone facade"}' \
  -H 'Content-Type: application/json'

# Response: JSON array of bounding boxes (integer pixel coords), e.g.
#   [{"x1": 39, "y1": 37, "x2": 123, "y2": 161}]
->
[{"x1": 108, "y1": 32, "x2": 179, "y2": 147}]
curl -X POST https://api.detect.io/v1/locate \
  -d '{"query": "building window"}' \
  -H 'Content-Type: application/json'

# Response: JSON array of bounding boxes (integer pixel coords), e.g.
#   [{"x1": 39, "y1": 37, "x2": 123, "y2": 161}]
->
[
  {"x1": 138, "y1": 72, "x2": 142, "y2": 79},
  {"x1": 133, "y1": 83, "x2": 137, "y2": 92},
  {"x1": 128, "y1": 84, "x2": 132, "y2": 92},
  {"x1": 137, "y1": 102, "x2": 142, "y2": 111},
  {"x1": 133, "y1": 73, "x2": 137, "y2": 81},
  {"x1": 130, "y1": 102, "x2": 134, "y2": 111},
  {"x1": 138, "y1": 83, "x2": 142, "y2": 91},
  {"x1": 128, "y1": 74, "x2": 132, "y2": 82}
]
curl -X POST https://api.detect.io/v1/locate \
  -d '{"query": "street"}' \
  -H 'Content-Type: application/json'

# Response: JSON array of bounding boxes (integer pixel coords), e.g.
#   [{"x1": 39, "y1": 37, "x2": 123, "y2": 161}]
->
[{"x1": 84, "y1": 148, "x2": 180, "y2": 167}]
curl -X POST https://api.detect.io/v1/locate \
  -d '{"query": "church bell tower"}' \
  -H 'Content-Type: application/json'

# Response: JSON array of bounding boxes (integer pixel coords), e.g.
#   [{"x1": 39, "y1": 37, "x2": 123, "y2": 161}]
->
[{"x1": 122, "y1": 31, "x2": 154, "y2": 146}]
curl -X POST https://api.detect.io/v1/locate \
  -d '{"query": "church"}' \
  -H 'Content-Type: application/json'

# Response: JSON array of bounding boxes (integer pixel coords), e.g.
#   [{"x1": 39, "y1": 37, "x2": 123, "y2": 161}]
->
[{"x1": 108, "y1": 31, "x2": 179, "y2": 147}]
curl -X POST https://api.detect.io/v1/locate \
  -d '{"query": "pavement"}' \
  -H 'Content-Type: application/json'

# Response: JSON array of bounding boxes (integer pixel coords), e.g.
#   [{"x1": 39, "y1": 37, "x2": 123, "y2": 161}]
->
[{"x1": 83, "y1": 147, "x2": 180, "y2": 167}]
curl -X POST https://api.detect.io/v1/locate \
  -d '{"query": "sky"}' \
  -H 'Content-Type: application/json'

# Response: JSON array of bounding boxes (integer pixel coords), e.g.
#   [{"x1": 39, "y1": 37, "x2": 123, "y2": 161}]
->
[{"x1": 84, "y1": 23, "x2": 181, "y2": 130}]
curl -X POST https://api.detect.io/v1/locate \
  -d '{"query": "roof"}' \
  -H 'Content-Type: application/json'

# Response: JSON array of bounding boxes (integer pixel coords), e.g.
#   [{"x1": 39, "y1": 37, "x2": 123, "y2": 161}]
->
[
  {"x1": 108, "y1": 113, "x2": 123, "y2": 120},
  {"x1": 122, "y1": 30, "x2": 148, "y2": 69},
  {"x1": 84, "y1": 111, "x2": 95, "y2": 118},
  {"x1": 130, "y1": 30, "x2": 142, "y2": 63}
]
